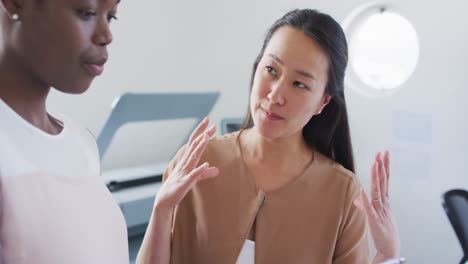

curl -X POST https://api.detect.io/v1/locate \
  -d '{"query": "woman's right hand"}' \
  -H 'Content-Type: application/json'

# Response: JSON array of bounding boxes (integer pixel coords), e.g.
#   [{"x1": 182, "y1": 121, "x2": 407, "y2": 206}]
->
[
  {"x1": 137, "y1": 119, "x2": 219, "y2": 264},
  {"x1": 153, "y1": 117, "x2": 219, "y2": 213}
]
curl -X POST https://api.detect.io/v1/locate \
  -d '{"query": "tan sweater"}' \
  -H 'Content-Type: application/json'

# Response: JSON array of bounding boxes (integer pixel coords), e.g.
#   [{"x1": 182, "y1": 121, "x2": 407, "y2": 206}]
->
[{"x1": 164, "y1": 131, "x2": 370, "y2": 264}]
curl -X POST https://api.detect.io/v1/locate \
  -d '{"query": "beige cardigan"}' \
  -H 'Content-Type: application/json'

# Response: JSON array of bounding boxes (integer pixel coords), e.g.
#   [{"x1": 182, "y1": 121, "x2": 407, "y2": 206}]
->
[{"x1": 164, "y1": 131, "x2": 370, "y2": 264}]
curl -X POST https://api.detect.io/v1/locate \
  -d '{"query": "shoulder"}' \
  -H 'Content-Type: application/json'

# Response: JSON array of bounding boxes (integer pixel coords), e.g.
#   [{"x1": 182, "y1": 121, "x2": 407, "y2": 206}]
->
[
  {"x1": 313, "y1": 151, "x2": 355, "y2": 178},
  {"x1": 167, "y1": 131, "x2": 240, "y2": 172},
  {"x1": 0, "y1": 126, "x2": 10, "y2": 144},
  {"x1": 206, "y1": 131, "x2": 239, "y2": 152},
  {"x1": 53, "y1": 112, "x2": 101, "y2": 173},
  {"x1": 201, "y1": 131, "x2": 240, "y2": 164},
  {"x1": 0, "y1": 129, "x2": 15, "y2": 176},
  {"x1": 309, "y1": 152, "x2": 364, "y2": 227},
  {"x1": 311, "y1": 151, "x2": 360, "y2": 194},
  {"x1": 55, "y1": 113, "x2": 98, "y2": 150}
]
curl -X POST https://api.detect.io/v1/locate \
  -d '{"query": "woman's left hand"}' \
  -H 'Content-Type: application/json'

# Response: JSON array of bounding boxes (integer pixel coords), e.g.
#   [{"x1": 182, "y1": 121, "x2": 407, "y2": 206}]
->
[{"x1": 354, "y1": 151, "x2": 401, "y2": 264}]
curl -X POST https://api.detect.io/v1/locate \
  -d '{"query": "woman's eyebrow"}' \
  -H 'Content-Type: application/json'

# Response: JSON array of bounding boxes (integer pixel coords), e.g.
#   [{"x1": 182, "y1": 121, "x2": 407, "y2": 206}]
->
[{"x1": 268, "y1": 53, "x2": 316, "y2": 80}]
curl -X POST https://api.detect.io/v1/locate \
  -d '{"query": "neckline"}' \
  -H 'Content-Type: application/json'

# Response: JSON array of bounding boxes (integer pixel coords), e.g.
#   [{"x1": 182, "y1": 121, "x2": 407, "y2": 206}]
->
[
  {"x1": 0, "y1": 98, "x2": 67, "y2": 139},
  {"x1": 235, "y1": 128, "x2": 315, "y2": 196}
]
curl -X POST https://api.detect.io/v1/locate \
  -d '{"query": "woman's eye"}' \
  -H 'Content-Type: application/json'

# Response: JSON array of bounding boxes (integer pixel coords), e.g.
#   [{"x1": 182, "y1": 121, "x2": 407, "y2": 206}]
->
[
  {"x1": 293, "y1": 81, "x2": 309, "y2": 90},
  {"x1": 76, "y1": 9, "x2": 96, "y2": 20},
  {"x1": 107, "y1": 14, "x2": 118, "y2": 23},
  {"x1": 266, "y1": 66, "x2": 277, "y2": 76}
]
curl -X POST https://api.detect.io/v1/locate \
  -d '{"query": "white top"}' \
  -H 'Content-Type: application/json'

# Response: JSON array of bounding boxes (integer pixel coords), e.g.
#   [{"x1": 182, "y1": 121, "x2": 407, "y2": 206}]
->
[
  {"x1": 0, "y1": 99, "x2": 100, "y2": 178},
  {"x1": 236, "y1": 240, "x2": 255, "y2": 264},
  {"x1": 0, "y1": 99, "x2": 128, "y2": 263}
]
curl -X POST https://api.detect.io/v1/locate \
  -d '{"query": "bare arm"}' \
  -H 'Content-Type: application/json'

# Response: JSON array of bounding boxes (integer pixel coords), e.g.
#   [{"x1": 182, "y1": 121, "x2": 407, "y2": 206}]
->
[{"x1": 136, "y1": 117, "x2": 219, "y2": 264}]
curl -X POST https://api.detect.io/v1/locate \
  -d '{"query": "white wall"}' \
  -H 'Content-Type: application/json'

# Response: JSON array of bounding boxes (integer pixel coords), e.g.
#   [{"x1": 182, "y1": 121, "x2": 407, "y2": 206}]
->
[{"x1": 48, "y1": 0, "x2": 468, "y2": 262}]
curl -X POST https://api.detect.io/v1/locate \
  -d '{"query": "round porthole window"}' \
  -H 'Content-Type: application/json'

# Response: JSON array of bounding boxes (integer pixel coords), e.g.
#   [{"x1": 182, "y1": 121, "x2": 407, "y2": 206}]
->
[{"x1": 343, "y1": 4, "x2": 420, "y2": 96}]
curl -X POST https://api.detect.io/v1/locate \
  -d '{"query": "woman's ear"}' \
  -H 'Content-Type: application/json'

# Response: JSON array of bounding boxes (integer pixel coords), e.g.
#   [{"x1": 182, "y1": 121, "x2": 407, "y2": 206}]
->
[
  {"x1": 316, "y1": 95, "x2": 332, "y2": 115},
  {"x1": 1, "y1": 0, "x2": 25, "y2": 20}
]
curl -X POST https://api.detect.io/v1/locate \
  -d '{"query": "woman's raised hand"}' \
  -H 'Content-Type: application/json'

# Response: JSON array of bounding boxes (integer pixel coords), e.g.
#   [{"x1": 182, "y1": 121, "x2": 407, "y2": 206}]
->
[
  {"x1": 154, "y1": 117, "x2": 219, "y2": 211},
  {"x1": 354, "y1": 151, "x2": 401, "y2": 264}
]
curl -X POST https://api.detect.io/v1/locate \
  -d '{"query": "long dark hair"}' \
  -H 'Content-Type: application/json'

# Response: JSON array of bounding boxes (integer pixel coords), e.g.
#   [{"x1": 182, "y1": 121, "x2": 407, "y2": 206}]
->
[{"x1": 243, "y1": 9, "x2": 355, "y2": 173}]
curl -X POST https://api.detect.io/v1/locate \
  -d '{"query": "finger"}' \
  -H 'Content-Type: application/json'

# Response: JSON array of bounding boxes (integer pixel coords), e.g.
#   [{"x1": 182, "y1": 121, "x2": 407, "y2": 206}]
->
[
  {"x1": 172, "y1": 162, "x2": 209, "y2": 198},
  {"x1": 188, "y1": 124, "x2": 216, "y2": 155},
  {"x1": 188, "y1": 117, "x2": 209, "y2": 146},
  {"x1": 360, "y1": 187, "x2": 377, "y2": 219},
  {"x1": 383, "y1": 150, "x2": 390, "y2": 197},
  {"x1": 184, "y1": 134, "x2": 210, "y2": 170},
  {"x1": 206, "y1": 124, "x2": 217, "y2": 138},
  {"x1": 197, "y1": 167, "x2": 219, "y2": 181},
  {"x1": 180, "y1": 131, "x2": 208, "y2": 165},
  {"x1": 371, "y1": 158, "x2": 382, "y2": 211},
  {"x1": 180, "y1": 123, "x2": 216, "y2": 167},
  {"x1": 370, "y1": 157, "x2": 381, "y2": 199},
  {"x1": 181, "y1": 163, "x2": 218, "y2": 191},
  {"x1": 353, "y1": 194, "x2": 364, "y2": 211},
  {"x1": 377, "y1": 153, "x2": 388, "y2": 201}
]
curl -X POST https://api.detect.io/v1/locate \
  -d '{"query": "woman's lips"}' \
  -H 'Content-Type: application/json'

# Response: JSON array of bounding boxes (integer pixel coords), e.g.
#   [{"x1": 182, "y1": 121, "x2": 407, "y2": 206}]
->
[
  {"x1": 82, "y1": 57, "x2": 107, "y2": 76},
  {"x1": 83, "y1": 63, "x2": 104, "y2": 76},
  {"x1": 261, "y1": 107, "x2": 284, "y2": 121}
]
